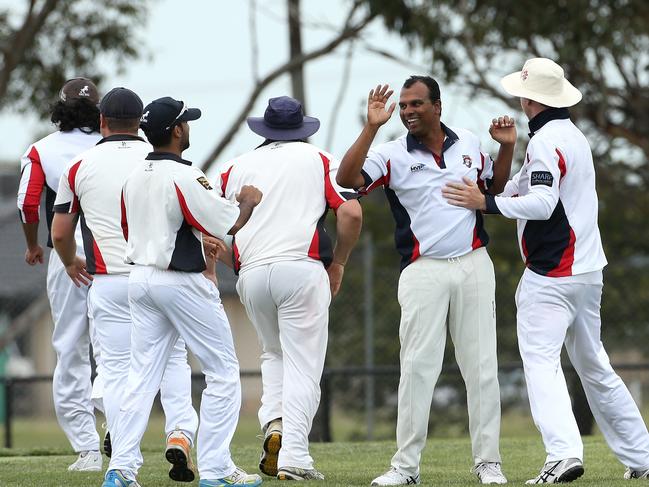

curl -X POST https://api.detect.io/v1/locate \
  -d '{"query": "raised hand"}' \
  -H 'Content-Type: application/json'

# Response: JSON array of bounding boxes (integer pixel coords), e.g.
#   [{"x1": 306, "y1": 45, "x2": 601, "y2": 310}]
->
[
  {"x1": 489, "y1": 115, "x2": 516, "y2": 145},
  {"x1": 367, "y1": 84, "x2": 396, "y2": 127}
]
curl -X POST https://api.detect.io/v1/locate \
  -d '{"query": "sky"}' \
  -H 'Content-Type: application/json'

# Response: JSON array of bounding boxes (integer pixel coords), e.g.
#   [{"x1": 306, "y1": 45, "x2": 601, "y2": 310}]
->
[{"x1": 0, "y1": 0, "x2": 512, "y2": 176}]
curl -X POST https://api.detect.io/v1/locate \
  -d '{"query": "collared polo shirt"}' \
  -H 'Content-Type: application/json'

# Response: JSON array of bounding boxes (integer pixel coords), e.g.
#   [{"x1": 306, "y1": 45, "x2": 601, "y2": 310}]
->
[
  {"x1": 122, "y1": 152, "x2": 240, "y2": 273},
  {"x1": 218, "y1": 141, "x2": 358, "y2": 273},
  {"x1": 361, "y1": 124, "x2": 494, "y2": 269},
  {"x1": 485, "y1": 109, "x2": 607, "y2": 277},
  {"x1": 54, "y1": 134, "x2": 150, "y2": 274},
  {"x1": 17, "y1": 128, "x2": 101, "y2": 248}
]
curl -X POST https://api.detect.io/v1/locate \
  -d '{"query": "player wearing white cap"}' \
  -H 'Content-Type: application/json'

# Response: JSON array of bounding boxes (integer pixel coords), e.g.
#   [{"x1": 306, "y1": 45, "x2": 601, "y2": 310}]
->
[
  {"x1": 52, "y1": 88, "x2": 199, "y2": 483},
  {"x1": 443, "y1": 57, "x2": 649, "y2": 483},
  {"x1": 218, "y1": 96, "x2": 362, "y2": 481},
  {"x1": 337, "y1": 78, "x2": 515, "y2": 486},
  {"x1": 17, "y1": 77, "x2": 103, "y2": 471},
  {"x1": 104, "y1": 96, "x2": 263, "y2": 487}
]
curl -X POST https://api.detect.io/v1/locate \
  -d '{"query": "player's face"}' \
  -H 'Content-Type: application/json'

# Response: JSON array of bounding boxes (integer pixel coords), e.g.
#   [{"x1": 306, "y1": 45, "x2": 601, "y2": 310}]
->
[
  {"x1": 399, "y1": 82, "x2": 441, "y2": 138},
  {"x1": 180, "y1": 121, "x2": 190, "y2": 151}
]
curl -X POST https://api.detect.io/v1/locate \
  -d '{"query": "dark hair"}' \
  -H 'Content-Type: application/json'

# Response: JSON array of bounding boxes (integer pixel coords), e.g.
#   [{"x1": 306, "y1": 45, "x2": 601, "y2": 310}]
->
[
  {"x1": 50, "y1": 98, "x2": 100, "y2": 132},
  {"x1": 403, "y1": 75, "x2": 441, "y2": 102},
  {"x1": 144, "y1": 129, "x2": 173, "y2": 148},
  {"x1": 104, "y1": 117, "x2": 140, "y2": 133}
]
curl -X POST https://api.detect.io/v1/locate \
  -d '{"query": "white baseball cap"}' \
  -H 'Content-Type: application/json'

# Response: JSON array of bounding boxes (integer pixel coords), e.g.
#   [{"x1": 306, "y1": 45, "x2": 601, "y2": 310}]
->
[{"x1": 500, "y1": 57, "x2": 582, "y2": 108}]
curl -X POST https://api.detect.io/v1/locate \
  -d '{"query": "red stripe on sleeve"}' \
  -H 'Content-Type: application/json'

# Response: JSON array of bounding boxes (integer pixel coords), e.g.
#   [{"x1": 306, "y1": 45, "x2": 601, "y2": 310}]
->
[
  {"x1": 220, "y1": 166, "x2": 233, "y2": 197},
  {"x1": 174, "y1": 183, "x2": 214, "y2": 237},
  {"x1": 92, "y1": 240, "x2": 107, "y2": 274},
  {"x1": 67, "y1": 160, "x2": 83, "y2": 213},
  {"x1": 363, "y1": 159, "x2": 391, "y2": 194},
  {"x1": 319, "y1": 152, "x2": 346, "y2": 210},
  {"x1": 22, "y1": 146, "x2": 46, "y2": 223},
  {"x1": 556, "y1": 148, "x2": 567, "y2": 181},
  {"x1": 120, "y1": 190, "x2": 128, "y2": 241},
  {"x1": 233, "y1": 241, "x2": 241, "y2": 273}
]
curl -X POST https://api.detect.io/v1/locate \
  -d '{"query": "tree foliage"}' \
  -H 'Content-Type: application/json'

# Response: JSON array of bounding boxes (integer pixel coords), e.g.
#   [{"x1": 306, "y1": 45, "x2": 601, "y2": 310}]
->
[
  {"x1": 366, "y1": 0, "x2": 649, "y2": 162},
  {"x1": 0, "y1": 0, "x2": 149, "y2": 117}
]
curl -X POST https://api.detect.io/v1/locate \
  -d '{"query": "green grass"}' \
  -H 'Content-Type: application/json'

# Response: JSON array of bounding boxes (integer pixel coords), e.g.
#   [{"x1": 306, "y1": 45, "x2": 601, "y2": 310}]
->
[{"x1": 0, "y1": 435, "x2": 637, "y2": 486}]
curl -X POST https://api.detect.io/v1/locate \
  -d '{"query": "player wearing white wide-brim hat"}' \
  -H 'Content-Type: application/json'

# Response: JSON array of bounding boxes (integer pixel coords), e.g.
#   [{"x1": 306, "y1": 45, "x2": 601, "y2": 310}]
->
[
  {"x1": 500, "y1": 57, "x2": 582, "y2": 108},
  {"x1": 442, "y1": 57, "x2": 649, "y2": 483}
]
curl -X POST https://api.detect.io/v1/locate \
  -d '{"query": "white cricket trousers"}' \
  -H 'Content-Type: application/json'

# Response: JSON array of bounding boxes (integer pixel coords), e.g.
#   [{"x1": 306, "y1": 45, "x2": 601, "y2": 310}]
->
[
  {"x1": 46, "y1": 250, "x2": 99, "y2": 452},
  {"x1": 517, "y1": 268, "x2": 649, "y2": 469},
  {"x1": 391, "y1": 247, "x2": 502, "y2": 476},
  {"x1": 88, "y1": 273, "x2": 198, "y2": 457},
  {"x1": 236, "y1": 260, "x2": 330, "y2": 470},
  {"x1": 109, "y1": 266, "x2": 241, "y2": 481}
]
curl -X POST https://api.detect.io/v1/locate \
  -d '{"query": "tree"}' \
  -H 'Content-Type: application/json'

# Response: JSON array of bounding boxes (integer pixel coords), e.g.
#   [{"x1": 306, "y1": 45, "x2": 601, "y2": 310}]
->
[
  {"x1": 0, "y1": 0, "x2": 149, "y2": 117},
  {"x1": 366, "y1": 0, "x2": 649, "y2": 165}
]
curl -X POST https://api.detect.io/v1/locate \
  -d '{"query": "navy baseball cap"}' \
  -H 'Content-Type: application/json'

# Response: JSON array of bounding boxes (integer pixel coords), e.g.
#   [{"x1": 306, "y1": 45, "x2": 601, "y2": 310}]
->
[
  {"x1": 140, "y1": 97, "x2": 201, "y2": 134},
  {"x1": 99, "y1": 87, "x2": 143, "y2": 119}
]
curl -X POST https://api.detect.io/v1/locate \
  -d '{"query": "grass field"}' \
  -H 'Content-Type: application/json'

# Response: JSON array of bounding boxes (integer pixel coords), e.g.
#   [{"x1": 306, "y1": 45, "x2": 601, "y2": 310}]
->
[{"x1": 0, "y1": 429, "x2": 639, "y2": 486}]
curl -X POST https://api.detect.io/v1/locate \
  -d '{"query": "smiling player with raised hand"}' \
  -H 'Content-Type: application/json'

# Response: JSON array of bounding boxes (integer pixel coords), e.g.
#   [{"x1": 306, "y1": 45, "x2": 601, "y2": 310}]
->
[{"x1": 337, "y1": 77, "x2": 515, "y2": 485}]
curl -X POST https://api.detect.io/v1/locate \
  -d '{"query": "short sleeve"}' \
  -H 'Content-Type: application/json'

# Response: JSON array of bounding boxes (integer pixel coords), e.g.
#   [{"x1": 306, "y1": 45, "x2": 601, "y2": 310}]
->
[
  {"x1": 17, "y1": 145, "x2": 46, "y2": 223},
  {"x1": 319, "y1": 151, "x2": 360, "y2": 210},
  {"x1": 53, "y1": 159, "x2": 83, "y2": 213},
  {"x1": 360, "y1": 145, "x2": 390, "y2": 193},
  {"x1": 173, "y1": 167, "x2": 240, "y2": 241}
]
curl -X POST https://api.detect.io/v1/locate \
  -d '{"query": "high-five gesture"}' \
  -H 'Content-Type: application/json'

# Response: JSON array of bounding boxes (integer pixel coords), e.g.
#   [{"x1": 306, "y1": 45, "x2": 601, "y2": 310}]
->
[
  {"x1": 489, "y1": 115, "x2": 516, "y2": 145},
  {"x1": 367, "y1": 84, "x2": 396, "y2": 127}
]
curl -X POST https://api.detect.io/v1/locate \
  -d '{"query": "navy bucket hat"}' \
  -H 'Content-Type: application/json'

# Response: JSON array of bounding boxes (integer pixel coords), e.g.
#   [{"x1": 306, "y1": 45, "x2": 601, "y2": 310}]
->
[{"x1": 247, "y1": 96, "x2": 320, "y2": 140}]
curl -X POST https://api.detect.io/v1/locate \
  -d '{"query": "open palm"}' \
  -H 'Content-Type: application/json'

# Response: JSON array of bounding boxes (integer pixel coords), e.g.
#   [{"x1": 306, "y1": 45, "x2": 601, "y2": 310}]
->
[{"x1": 367, "y1": 84, "x2": 396, "y2": 127}]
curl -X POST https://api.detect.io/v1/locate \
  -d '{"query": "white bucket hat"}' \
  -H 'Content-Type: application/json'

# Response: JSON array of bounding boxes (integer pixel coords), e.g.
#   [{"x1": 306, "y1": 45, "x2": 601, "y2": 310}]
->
[{"x1": 501, "y1": 57, "x2": 582, "y2": 108}]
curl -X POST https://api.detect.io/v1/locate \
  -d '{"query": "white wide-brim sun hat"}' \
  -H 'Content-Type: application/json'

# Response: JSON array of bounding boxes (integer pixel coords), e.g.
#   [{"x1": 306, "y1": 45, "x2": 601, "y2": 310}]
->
[{"x1": 501, "y1": 57, "x2": 582, "y2": 108}]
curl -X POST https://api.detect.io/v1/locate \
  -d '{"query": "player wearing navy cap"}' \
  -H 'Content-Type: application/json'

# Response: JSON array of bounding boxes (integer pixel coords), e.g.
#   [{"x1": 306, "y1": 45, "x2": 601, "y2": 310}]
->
[
  {"x1": 104, "y1": 96, "x2": 263, "y2": 487},
  {"x1": 52, "y1": 87, "x2": 199, "y2": 483}
]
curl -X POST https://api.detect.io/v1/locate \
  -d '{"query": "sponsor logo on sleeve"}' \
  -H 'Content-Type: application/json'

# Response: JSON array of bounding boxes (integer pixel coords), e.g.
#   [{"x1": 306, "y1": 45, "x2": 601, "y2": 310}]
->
[
  {"x1": 196, "y1": 176, "x2": 213, "y2": 190},
  {"x1": 530, "y1": 171, "x2": 554, "y2": 187}
]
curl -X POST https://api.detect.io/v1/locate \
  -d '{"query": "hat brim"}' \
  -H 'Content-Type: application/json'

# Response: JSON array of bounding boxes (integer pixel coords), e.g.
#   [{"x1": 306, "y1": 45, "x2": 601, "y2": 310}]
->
[
  {"x1": 246, "y1": 116, "x2": 320, "y2": 141},
  {"x1": 179, "y1": 107, "x2": 201, "y2": 122},
  {"x1": 501, "y1": 71, "x2": 582, "y2": 108}
]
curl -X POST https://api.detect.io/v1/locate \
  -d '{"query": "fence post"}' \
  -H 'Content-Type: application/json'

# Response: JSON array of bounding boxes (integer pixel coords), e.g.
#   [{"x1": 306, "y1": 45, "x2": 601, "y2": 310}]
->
[
  {"x1": 363, "y1": 233, "x2": 375, "y2": 440},
  {"x1": 4, "y1": 379, "x2": 12, "y2": 449}
]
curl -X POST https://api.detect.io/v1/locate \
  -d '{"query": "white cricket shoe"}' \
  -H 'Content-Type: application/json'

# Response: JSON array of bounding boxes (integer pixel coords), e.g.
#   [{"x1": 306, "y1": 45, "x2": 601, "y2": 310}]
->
[
  {"x1": 473, "y1": 462, "x2": 507, "y2": 484},
  {"x1": 526, "y1": 458, "x2": 584, "y2": 484},
  {"x1": 68, "y1": 450, "x2": 102, "y2": 471},
  {"x1": 624, "y1": 467, "x2": 649, "y2": 479},
  {"x1": 371, "y1": 467, "x2": 420, "y2": 486}
]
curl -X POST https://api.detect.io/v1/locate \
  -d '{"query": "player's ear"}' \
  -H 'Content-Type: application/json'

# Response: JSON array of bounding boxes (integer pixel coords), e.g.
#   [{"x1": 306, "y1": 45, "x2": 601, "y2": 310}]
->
[{"x1": 172, "y1": 123, "x2": 183, "y2": 139}]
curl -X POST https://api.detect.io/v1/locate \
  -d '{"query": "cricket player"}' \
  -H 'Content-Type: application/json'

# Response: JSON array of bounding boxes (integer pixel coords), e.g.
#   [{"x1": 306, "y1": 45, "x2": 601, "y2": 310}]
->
[
  {"x1": 51, "y1": 88, "x2": 199, "y2": 482},
  {"x1": 104, "y1": 96, "x2": 263, "y2": 487},
  {"x1": 337, "y1": 79, "x2": 515, "y2": 485},
  {"x1": 17, "y1": 77, "x2": 103, "y2": 471},
  {"x1": 218, "y1": 96, "x2": 362, "y2": 481},
  {"x1": 443, "y1": 57, "x2": 649, "y2": 483}
]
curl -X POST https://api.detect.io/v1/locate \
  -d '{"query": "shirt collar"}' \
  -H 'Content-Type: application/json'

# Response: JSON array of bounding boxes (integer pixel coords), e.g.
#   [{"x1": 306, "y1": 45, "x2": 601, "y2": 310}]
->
[
  {"x1": 406, "y1": 122, "x2": 459, "y2": 153},
  {"x1": 145, "y1": 151, "x2": 193, "y2": 166},
  {"x1": 528, "y1": 107, "x2": 571, "y2": 138},
  {"x1": 96, "y1": 134, "x2": 145, "y2": 145}
]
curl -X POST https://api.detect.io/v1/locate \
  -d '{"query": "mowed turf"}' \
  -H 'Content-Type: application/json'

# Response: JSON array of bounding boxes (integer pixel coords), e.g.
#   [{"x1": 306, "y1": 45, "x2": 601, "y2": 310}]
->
[{"x1": 0, "y1": 435, "x2": 638, "y2": 487}]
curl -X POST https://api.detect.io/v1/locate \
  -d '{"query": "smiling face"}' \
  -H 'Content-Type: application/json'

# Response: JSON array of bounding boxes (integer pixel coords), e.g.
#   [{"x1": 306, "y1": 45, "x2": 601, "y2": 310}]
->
[{"x1": 399, "y1": 81, "x2": 441, "y2": 138}]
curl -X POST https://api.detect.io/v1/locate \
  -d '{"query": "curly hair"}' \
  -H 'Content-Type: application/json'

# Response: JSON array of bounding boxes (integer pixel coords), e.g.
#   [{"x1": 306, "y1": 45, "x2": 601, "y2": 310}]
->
[{"x1": 50, "y1": 98, "x2": 100, "y2": 133}]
